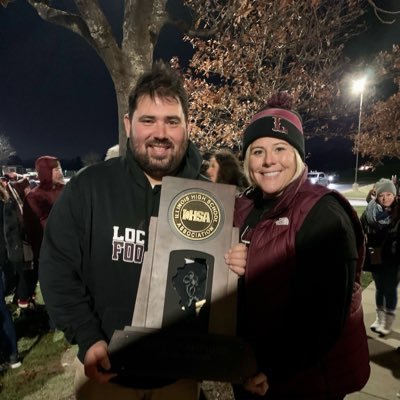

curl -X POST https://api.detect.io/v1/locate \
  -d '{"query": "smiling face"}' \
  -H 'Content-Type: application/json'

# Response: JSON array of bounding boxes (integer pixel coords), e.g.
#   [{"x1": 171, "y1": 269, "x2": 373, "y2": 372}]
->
[
  {"x1": 247, "y1": 136, "x2": 297, "y2": 197},
  {"x1": 377, "y1": 192, "x2": 395, "y2": 208},
  {"x1": 124, "y1": 94, "x2": 188, "y2": 184}
]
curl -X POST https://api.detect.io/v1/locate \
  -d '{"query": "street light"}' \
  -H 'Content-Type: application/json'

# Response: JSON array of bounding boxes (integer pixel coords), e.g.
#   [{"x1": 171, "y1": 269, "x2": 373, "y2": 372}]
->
[{"x1": 352, "y1": 77, "x2": 366, "y2": 191}]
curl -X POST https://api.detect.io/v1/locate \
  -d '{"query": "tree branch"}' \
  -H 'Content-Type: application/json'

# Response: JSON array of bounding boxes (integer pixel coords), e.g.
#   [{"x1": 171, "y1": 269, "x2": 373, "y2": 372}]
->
[
  {"x1": 74, "y1": 0, "x2": 119, "y2": 52},
  {"x1": 150, "y1": 0, "x2": 167, "y2": 44},
  {"x1": 0, "y1": 0, "x2": 12, "y2": 8},
  {"x1": 177, "y1": 0, "x2": 238, "y2": 39},
  {"x1": 26, "y1": 0, "x2": 96, "y2": 48},
  {"x1": 27, "y1": 0, "x2": 124, "y2": 83},
  {"x1": 167, "y1": 16, "x2": 221, "y2": 39},
  {"x1": 367, "y1": 0, "x2": 400, "y2": 24}
]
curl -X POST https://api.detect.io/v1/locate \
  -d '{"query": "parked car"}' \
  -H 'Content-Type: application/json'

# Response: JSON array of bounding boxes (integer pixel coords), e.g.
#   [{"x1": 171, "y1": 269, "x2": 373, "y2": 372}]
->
[
  {"x1": 326, "y1": 172, "x2": 339, "y2": 183},
  {"x1": 307, "y1": 171, "x2": 329, "y2": 187}
]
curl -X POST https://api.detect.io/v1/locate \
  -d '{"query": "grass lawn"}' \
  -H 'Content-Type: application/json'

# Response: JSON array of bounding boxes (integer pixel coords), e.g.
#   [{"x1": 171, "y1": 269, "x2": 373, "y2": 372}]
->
[
  {"x1": 340, "y1": 183, "x2": 373, "y2": 200},
  {"x1": 0, "y1": 185, "x2": 373, "y2": 399},
  {"x1": 0, "y1": 289, "x2": 77, "y2": 399}
]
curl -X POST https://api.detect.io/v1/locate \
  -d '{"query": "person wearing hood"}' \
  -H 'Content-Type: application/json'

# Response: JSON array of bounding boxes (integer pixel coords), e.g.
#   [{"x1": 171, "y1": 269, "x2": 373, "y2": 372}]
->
[
  {"x1": 38, "y1": 61, "x2": 218, "y2": 400},
  {"x1": 22, "y1": 156, "x2": 65, "y2": 307},
  {"x1": 225, "y1": 92, "x2": 370, "y2": 399}
]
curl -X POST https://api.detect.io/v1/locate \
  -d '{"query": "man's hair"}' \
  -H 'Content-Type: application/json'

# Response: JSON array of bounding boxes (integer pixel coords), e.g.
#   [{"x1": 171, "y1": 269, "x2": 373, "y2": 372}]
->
[{"x1": 128, "y1": 60, "x2": 188, "y2": 121}]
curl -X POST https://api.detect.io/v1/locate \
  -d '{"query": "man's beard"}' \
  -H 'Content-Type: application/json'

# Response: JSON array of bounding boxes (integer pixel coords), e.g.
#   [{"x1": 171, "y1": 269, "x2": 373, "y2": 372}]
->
[{"x1": 131, "y1": 138, "x2": 188, "y2": 180}]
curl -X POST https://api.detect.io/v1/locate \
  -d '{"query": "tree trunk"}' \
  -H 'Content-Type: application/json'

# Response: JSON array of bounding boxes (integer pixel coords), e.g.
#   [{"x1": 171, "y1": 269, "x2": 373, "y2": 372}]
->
[
  {"x1": 111, "y1": 57, "x2": 151, "y2": 156},
  {"x1": 23, "y1": 0, "x2": 166, "y2": 157}
]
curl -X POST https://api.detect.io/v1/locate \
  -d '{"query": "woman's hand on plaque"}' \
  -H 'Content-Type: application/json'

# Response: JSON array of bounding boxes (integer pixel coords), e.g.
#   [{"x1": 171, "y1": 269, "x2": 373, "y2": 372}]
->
[{"x1": 224, "y1": 242, "x2": 247, "y2": 276}]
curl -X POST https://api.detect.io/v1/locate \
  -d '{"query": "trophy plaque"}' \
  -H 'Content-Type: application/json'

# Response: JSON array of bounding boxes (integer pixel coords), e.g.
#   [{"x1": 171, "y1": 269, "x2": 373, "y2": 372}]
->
[{"x1": 108, "y1": 176, "x2": 257, "y2": 383}]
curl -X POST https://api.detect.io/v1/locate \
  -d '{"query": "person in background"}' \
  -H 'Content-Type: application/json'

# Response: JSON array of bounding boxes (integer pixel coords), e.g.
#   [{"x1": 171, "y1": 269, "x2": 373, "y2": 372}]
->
[
  {"x1": 206, "y1": 149, "x2": 248, "y2": 191},
  {"x1": 104, "y1": 144, "x2": 120, "y2": 161},
  {"x1": 39, "y1": 61, "x2": 214, "y2": 400},
  {"x1": 0, "y1": 184, "x2": 21, "y2": 371},
  {"x1": 366, "y1": 183, "x2": 377, "y2": 203},
  {"x1": 23, "y1": 156, "x2": 65, "y2": 308},
  {"x1": 392, "y1": 174, "x2": 399, "y2": 197},
  {"x1": 361, "y1": 178, "x2": 400, "y2": 336},
  {"x1": 225, "y1": 92, "x2": 370, "y2": 399},
  {"x1": 0, "y1": 270, "x2": 21, "y2": 372},
  {"x1": 3, "y1": 175, "x2": 33, "y2": 308}
]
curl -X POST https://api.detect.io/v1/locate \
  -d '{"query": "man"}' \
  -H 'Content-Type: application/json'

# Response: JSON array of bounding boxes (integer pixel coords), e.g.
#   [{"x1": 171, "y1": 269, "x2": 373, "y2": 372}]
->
[
  {"x1": 22, "y1": 156, "x2": 65, "y2": 308},
  {"x1": 39, "y1": 62, "x2": 207, "y2": 400}
]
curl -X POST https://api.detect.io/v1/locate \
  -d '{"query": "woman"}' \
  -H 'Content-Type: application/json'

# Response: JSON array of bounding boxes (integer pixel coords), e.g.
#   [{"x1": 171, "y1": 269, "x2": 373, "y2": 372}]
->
[
  {"x1": 361, "y1": 178, "x2": 400, "y2": 336},
  {"x1": 0, "y1": 184, "x2": 21, "y2": 371},
  {"x1": 206, "y1": 149, "x2": 248, "y2": 191},
  {"x1": 23, "y1": 156, "x2": 65, "y2": 308},
  {"x1": 3, "y1": 176, "x2": 33, "y2": 308},
  {"x1": 225, "y1": 93, "x2": 370, "y2": 399}
]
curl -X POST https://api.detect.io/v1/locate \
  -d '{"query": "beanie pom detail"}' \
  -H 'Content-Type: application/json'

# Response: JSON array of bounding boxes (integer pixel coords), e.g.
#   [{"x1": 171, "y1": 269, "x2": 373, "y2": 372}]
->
[
  {"x1": 266, "y1": 91, "x2": 294, "y2": 109},
  {"x1": 242, "y1": 92, "x2": 304, "y2": 161}
]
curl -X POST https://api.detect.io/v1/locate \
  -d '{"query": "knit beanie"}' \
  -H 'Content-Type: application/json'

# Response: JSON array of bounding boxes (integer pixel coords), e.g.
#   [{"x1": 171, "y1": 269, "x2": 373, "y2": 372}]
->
[
  {"x1": 242, "y1": 93, "x2": 305, "y2": 160},
  {"x1": 375, "y1": 178, "x2": 397, "y2": 197}
]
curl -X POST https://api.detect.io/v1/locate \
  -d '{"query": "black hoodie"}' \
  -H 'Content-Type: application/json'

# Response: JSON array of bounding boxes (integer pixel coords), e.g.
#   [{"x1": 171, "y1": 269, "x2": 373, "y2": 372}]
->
[{"x1": 39, "y1": 141, "x2": 206, "y2": 388}]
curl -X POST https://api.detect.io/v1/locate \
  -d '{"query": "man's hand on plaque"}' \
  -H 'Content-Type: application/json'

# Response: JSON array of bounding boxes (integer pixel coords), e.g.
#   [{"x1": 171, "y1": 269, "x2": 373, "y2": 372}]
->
[
  {"x1": 84, "y1": 340, "x2": 117, "y2": 383},
  {"x1": 224, "y1": 243, "x2": 247, "y2": 276},
  {"x1": 244, "y1": 372, "x2": 269, "y2": 396}
]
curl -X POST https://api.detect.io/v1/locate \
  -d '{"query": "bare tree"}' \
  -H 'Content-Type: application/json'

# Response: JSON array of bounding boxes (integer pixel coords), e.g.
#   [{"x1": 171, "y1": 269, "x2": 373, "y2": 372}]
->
[
  {"x1": 6, "y1": 1, "x2": 372, "y2": 158},
  {"x1": 6, "y1": 0, "x2": 169, "y2": 155},
  {"x1": 367, "y1": 0, "x2": 400, "y2": 24},
  {"x1": 6, "y1": 1, "x2": 240, "y2": 155}
]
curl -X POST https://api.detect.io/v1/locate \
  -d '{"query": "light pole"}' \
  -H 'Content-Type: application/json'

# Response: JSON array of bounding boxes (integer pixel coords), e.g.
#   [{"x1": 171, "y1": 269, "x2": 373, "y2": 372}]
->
[{"x1": 352, "y1": 77, "x2": 366, "y2": 191}]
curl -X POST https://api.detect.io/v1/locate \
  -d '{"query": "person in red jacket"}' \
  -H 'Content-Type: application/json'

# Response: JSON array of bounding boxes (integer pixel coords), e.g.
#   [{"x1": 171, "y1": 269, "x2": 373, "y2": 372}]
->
[
  {"x1": 22, "y1": 156, "x2": 65, "y2": 307},
  {"x1": 225, "y1": 92, "x2": 370, "y2": 400}
]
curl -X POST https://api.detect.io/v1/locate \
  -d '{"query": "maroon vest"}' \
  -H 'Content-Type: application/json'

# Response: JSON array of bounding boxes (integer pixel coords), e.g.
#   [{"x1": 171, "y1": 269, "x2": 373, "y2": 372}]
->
[{"x1": 234, "y1": 174, "x2": 370, "y2": 399}]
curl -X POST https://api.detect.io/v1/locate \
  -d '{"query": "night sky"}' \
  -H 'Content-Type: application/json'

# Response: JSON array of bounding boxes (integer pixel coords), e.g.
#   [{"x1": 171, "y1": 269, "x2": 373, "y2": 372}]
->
[
  {"x1": 0, "y1": 0, "x2": 192, "y2": 162},
  {"x1": 1, "y1": 2, "x2": 115, "y2": 160},
  {"x1": 0, "y1": 1, "x2": 399, "y2": 167}
]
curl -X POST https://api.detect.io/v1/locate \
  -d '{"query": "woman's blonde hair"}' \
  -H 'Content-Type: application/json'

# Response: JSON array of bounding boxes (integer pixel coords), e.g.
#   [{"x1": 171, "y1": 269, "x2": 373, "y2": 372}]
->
[{"x1": 243, "y1": 143, "x2": 305, "y2": 189}]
